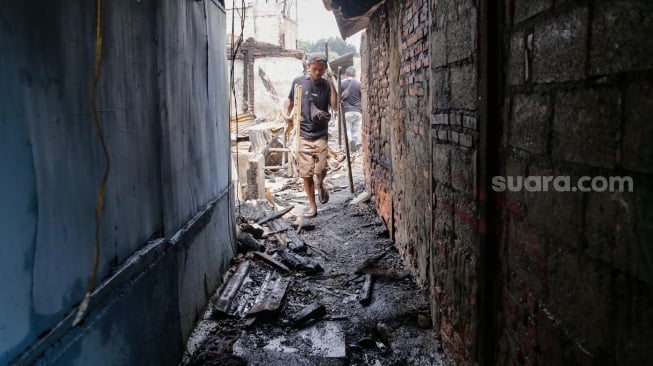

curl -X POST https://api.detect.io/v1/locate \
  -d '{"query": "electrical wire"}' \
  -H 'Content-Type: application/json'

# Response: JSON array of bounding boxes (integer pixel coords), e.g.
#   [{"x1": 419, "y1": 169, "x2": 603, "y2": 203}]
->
[
  {"x1": 230, "y1": 0, "x2": 246, "y2": 219},
  {"x1": 73, "y1": 0, "x2": 109, "y2": 327}
]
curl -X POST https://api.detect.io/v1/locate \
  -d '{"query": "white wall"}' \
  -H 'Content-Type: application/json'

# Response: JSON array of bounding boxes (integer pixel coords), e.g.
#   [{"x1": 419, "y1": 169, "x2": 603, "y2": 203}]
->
[
  {"x1": 226, "y1": 2, "x2": 297, "y2": 49},
  {"x1": 253, "y1": 57, "x2": 305, "y2": 119},
  {"x1": 229, "y1": 60, "x2": 246, "y2": 117}
]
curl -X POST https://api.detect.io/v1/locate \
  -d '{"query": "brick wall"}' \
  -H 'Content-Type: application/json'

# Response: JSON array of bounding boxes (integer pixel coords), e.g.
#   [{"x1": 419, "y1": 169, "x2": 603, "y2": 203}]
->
[
  {"x1": 363, "y1": 0, "x2": 479, "y2": 362},
  {"x1": 429, "y1": 0, "x2": 480, "y2": 362},
  {"x1": 361, "y1": 0, "x2": 653, "y2": 364},
  {"x1": 362, "y1": 8, "x2": 394, "y2": 235},
  {"x1": 499, "y1": 0, "x2": 653, "y2": 364},
  {"x1": 393, "y1": 0, "x2": 432, "y2": 287},
  {"x1": 362, "y1": 0, "x2": 433, "y2": 288}
]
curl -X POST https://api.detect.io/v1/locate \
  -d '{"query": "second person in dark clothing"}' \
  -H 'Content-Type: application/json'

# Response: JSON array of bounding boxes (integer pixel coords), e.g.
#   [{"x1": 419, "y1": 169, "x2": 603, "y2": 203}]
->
[{"x1": 341, "y1": 66, "x2": 362, "y2": 153}]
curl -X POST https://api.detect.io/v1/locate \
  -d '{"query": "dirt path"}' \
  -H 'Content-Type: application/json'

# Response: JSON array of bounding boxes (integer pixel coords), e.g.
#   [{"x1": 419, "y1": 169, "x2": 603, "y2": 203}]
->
[{"x1": 181, "y1": 125, "x2": 449, "y2": 366}]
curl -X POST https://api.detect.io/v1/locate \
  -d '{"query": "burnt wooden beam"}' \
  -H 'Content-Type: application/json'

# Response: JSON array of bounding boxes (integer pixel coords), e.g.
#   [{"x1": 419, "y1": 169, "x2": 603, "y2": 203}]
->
[
  {"x1": 253, "y1": 251, "x2": 290, "y2": 273},
  {"x1": 291, "y1": 303, "x2": 326, "y2": 326},
  {"x1": 268, "y1": 218, "x2": 306, "y2": 252},
  {"x1": 236, "y1": 231, "x2": 265, "y2": 253},
  {"x1": 359, "y1": 274, "x2": 374, "y2": 306},
  {"x1": 279, "y1": 248, "x2": 323, "y2": 274},
  {"x1": 255, "y1": 205, "x2": 294, "y2": 225}
]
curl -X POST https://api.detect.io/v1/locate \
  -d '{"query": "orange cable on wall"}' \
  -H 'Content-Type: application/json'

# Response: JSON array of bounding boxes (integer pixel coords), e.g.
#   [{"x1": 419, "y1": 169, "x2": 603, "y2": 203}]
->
[{"x1": 73, "y1": 0, "x2": 109, "y2": 327}]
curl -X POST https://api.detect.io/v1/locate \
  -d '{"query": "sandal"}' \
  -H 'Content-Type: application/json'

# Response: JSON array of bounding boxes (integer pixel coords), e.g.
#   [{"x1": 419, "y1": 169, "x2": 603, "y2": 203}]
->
[
  {"x1": 318, "y1": 187, "x2": 329, "y2": 204},
  {"x1": 303, "y1": 210, "x2": 317, "y2": 218}
]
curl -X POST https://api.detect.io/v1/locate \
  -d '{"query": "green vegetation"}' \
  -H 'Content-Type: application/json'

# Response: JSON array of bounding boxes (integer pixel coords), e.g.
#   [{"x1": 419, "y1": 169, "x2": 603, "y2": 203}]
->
[{"x1": 298, "y1": 37, "x2": 359, "y2": 57}]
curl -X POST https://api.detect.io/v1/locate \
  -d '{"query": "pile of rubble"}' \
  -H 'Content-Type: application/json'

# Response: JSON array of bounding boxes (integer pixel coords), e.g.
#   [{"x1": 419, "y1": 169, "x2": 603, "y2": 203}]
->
[
  {"x1": 183, "y1": 114, "x2": 448, "y2": 365},
  {"x1": 181, "y1": 190, "x2": 449, "y2": 365}
]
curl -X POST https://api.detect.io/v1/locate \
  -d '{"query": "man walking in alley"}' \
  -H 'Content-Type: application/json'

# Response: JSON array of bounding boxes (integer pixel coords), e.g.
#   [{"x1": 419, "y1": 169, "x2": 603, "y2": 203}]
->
[
  {"x1": 284, "y1": 52, "x2": 338, "y2": 218},
  {"x1": 341, "y1": 66, "x2": 362, "y2": 153}
]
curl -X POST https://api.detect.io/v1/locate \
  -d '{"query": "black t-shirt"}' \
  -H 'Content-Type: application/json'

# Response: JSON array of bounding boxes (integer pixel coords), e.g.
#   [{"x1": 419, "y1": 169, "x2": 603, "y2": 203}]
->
[
  {"x1": 341, "y1": 79, "x2": 362, "y2": 114},
  {"x1": 288, "y1": 76, "x2": 331, "y2": 139}
]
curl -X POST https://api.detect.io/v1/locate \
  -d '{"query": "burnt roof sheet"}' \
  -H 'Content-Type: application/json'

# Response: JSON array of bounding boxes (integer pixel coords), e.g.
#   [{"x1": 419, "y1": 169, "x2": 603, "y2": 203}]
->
[{"x1": 322, "y1": 0, "x2": 385, "y2": 39}]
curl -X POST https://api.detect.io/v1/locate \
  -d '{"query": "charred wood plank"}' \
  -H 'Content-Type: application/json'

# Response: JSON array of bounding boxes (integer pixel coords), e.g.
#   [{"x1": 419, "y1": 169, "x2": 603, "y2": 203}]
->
[
  {"x1": 291, "y1": 303, "x2": 326, "y2": 326},
  {"x1": 236, "y1": 231, "x2": 265, "y2": 253},
  {"x1": 213, "y1": 261, "x2": 251, "y2": 315},
  {"x1": 262, "y1": 227, "x2": 289, "y2": 238},
  {"x1": 279, "y1": 248, "x2": 323, "y2": 274},
  {"x1": 255, "y1": 206, "x2": 294, "y2": 225},
  {"x1": 268, "y1": 219, "x2": 306, "y2": 252},
  {"x1": 239, "y1": 223, "x2": 265, "y2": 238},
  {"x1": 253, "y1": 251, "x2": 290, "y2": 273},
  {"x1": 359, "y1": 274, "x2": 374, "y2": 306}
]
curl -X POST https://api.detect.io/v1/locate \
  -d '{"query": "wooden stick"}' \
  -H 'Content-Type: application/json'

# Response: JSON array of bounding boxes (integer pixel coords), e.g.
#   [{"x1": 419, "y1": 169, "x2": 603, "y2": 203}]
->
[
  {"x1": 359, "y1": 274, "x2": 374, "y2": 306},
  {"x1": 262, "y1": 227, "x2": 289, "y2": 238},
  {"x1": 255, "y1": 205, "x2": 294, "y2": 225},
  {"x1": 338, "y1": 67, "x2": 354, "y2": 193},
  {"x1": 253, "y1": 251, "x2": 290, "y2": 273},
  {"x1": 304, "y1": 242, "x2": 332, "y2": 261},
  {"x1": 294, "y1": 83, "x2": 302, "y2": 177}
]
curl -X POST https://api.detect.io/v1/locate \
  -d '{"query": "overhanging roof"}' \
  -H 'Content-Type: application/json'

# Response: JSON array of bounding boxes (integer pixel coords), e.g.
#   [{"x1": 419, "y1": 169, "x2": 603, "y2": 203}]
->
[{"x1": 322, "y1": 0, "x2": 385, "y2": 39}]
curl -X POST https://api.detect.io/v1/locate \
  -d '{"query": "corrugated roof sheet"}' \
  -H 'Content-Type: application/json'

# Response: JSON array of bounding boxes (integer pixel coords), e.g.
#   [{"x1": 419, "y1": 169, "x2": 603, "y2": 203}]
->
[{"x1": 321, "y1": 0, "x2": 385, "y2": 39}]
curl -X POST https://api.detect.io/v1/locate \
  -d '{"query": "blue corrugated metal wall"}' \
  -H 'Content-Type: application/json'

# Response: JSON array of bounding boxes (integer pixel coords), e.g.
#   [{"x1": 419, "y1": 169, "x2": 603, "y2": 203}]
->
[{"x1": 0, "y1": 0, "x2": 234, "y2": 364}]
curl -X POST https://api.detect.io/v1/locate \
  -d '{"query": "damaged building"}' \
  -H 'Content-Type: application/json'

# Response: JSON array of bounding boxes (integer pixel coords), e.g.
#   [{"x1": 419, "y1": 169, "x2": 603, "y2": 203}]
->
[
  {"x1": 1, "y1": 0, "x2": 652, "y2": 365},
  {"x1": 327, "y1": 0, "x2": 653, "y2": 364}
]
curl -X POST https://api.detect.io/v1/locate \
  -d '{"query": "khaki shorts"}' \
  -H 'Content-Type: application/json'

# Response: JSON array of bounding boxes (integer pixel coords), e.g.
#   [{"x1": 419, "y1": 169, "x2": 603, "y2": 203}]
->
[{"x1": 297, "y1": 137, "x2": 328, "y2": 178}]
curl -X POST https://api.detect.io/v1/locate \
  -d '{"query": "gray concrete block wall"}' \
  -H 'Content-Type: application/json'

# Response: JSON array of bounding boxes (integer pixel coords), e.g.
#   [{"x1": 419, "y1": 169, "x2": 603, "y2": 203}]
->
[
  {"x1": 590, "y1": 0, "x2": 653, "y2": 75},
  {"x1": 500, "y1": 0, "x2": 653, "y2": 363},
  {"x1": 532, "y1": 7, "x2": 587, "y2": 83},
  {"x1": 552, "y1": 88, "x2": 621, "y2": 169},
  {"x1": 509, "y1": 93, "x2": 549, "y2": 154},
  {"x1": 623, "y1": 81, "x2": 653, "y2": 174}
]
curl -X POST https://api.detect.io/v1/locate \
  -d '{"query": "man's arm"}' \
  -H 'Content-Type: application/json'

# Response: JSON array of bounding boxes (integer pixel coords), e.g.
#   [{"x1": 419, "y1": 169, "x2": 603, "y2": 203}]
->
[
  {"x1": 328, "y1": 76, "x2": 337, "y2": 112},
  {"x1": 283, "y1": 98, "x2": 295, "y2": 124},
  {"x1": 285, "y1": 98, "x2": 294, "y2": 117}
]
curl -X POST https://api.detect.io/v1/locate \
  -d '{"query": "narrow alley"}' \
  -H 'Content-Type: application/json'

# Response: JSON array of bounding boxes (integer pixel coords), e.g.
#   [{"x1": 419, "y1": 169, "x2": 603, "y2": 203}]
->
[
  {"x1": 2, "y1": 0, "x2": 652, "y2": 365},
  {"x1": 182, "y1": 125, "x2": 448, "y2": 366}
]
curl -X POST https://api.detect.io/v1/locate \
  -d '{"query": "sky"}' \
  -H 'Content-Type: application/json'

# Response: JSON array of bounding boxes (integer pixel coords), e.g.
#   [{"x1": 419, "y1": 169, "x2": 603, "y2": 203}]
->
[{"x1": 295, "y1": 0, "x2": 363, "y2": 50}]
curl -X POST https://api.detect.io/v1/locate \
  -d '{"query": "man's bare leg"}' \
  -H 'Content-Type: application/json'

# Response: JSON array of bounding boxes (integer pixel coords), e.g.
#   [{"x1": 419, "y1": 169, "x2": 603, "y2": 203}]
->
[
  {"x1": 303, "y1": 177, "x2": 317, "y2": 217},
  {"x1": 315, "y1": 170, "x2": 328, "y2": 203}
]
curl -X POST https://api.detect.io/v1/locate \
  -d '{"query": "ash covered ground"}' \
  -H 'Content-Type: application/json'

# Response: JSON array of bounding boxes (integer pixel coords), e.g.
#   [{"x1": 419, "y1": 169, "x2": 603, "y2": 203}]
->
[{"x1": 181, "y1": 124, "x2": 449, "y2": 366}]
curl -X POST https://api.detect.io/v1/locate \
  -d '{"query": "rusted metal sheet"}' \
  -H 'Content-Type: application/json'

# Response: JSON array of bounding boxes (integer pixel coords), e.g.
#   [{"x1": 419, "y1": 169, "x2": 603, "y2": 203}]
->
[
  {"x1": 322, "y1": 0, "x2": 385, "y2": 39},
  {"x1": 247, "y1": 276, "x2": 291, "y2": 316}
]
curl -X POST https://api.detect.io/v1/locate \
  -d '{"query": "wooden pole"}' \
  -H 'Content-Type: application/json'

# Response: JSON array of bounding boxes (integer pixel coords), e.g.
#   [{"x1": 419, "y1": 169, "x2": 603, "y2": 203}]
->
[
  {"x1": 294, "y1": 83, "x2": 302, "y2": 177},
  {"x1": 339, "y1": 71, "x2": 354, "y2": 193}
]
